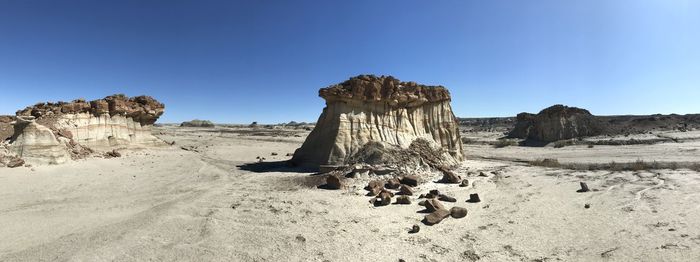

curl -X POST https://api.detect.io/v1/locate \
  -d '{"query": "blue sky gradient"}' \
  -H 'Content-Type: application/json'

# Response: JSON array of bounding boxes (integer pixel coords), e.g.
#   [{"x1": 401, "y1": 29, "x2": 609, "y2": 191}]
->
[{"x1": 1, "y1": 0, "x2": 699, "y2": 123}]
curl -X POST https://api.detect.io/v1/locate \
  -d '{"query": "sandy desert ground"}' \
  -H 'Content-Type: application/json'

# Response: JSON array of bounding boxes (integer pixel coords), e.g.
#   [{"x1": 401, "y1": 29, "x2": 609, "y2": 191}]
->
[{"x1": 2, "y1": 126, "x2": 700, "y2": 261}]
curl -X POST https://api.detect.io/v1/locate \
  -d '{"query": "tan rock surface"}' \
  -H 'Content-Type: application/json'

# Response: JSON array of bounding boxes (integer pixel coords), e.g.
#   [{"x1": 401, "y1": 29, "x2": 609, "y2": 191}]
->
[
  {"x1": 508, "y1": 104, "x2": 603, "y2": 142},
  {"x1": 3, "y1": 95, "x2": 165, "y2": 165},
  {"x1": 291, "y1": 75, "x2": 463, "y2": 169},
  {"x1": 8, "y1": 116, "x2": 71, "y2": 165}
]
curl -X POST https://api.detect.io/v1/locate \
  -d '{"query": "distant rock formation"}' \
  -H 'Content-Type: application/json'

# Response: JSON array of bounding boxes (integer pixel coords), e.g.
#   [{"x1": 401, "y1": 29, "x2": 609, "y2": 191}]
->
[
  {"x1": 3, "y1": 94, "x2": 165, "y2": 165},
  {"x1": 180, "y1": 119, "x2": 215, "y2": 127},
  {"x1": 508, "y1": 104, "x2": 603, "y2": 142},
  {"x1": 291, "y1": 75, "x2": 464, "y2": 169}
]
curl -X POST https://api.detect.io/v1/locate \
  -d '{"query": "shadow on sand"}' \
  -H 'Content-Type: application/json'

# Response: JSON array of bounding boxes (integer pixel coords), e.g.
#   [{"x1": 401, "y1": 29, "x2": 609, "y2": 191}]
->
[
  {"x1": 237, "y1": 160, "x2": 318, "y2": 174},
  {"x1": 518, "y1": 139, "x2": 550, "y2": 147}
]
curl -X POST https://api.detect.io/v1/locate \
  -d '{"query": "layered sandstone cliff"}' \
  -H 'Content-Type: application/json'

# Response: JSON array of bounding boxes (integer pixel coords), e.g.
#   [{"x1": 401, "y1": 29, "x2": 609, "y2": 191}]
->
[
  {"x1": 291, "y1": 75, "x2": 464, "y2": 169},
  {"x1": 4, "y1": 94, "x2": 165, "y2": 165},
  {"x1": 508, "y1": 104, "x2": 603, "y2": 142}
]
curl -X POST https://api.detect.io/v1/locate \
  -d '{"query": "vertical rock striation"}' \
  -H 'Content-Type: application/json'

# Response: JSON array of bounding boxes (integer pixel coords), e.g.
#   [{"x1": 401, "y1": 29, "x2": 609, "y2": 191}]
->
[
  {"x1": 5, "y1": 94, "x2": 165, "y2": 165},
  {"x1": 291, "y1": 75, "x2": 464, "y2": 169}
]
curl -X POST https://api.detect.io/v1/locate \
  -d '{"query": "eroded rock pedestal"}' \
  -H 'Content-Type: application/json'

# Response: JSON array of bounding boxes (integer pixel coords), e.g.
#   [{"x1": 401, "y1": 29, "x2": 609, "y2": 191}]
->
[
  {"x1": 3, "y1": 94, "x2": 165, "y2": 165},
  {"x1": 508, "y1": 104, "x2": 603, "y2": 142},
  {"x1": 291, "y1": 75, "x2": 464, "y2": 170}
]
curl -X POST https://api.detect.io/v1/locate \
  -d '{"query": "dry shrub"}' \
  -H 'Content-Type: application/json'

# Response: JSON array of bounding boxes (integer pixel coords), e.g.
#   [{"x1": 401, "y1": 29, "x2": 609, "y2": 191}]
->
[
  {"x1": 630, "y1": 159, "x2": 648, "y2": 171},
  {"x1": 529, "y1": 158, "x2": 561, "y2": 168},
  {"x1": 494, "y1": 139, "x2": 517, "y2": 148},
  {"x1": 461, "y1": 137, "x2": 475, "y2": 144},
  {"x1": 553, "y1": 140, "x2": 570, "y2": 148},
  {"x1": 691, "y1": 163, "x2": 700, "y2": 172}
]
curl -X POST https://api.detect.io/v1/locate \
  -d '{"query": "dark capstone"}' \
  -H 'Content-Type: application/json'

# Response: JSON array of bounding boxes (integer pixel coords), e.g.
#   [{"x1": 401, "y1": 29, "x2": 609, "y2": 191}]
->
[
  {"x1": 467, "y1": 193, "x2": 481, "y2": 203},
  {"x1": 438, "y1": 195, "x2": 457, "y2": 202},
  {"x1": 450, "y1": 207, "x2": 468, "y2": 218},
  {"x1": 408, "y1": 224, "x2": 420, "y2": 234},
  {"x1": 400, "y1": 175, "x2": 419, "y2": 187}
]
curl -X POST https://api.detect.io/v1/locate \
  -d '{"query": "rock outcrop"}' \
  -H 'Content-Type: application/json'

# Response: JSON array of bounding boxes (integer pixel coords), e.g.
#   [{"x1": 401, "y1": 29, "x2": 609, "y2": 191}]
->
[
  {"x1": 291, "y1": 75, "x2": 464, "y2": 169},
  {"x1": 3, "y1": 94, "x2": 165, "y2": 165},
  {"x1": 508, "y1": 105, "x2": 603, "y2": 142},
  {"x1": 0, "y1": 115, "x2": 14, "y2": 142},
  {"x1": 8, "y1": 116, "x2": 71, "y2": 165},
  {"x1": 180, "y1": 119, "x2": 215, "y2": 127}
]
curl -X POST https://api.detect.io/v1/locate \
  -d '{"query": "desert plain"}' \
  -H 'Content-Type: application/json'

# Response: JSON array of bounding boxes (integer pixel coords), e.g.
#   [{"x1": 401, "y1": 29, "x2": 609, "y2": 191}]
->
[{"x1": 2, "y1": 123, "x2": 700, "y2": 261}]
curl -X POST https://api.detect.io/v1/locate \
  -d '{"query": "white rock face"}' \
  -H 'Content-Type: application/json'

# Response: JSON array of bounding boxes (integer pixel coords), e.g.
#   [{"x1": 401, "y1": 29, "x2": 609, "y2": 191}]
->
[
  {"x1": 292, "y1": 75, "x2": 464, "y2": 168},
  {"x1": 55, "y1": 113, "x2": 161, "y2": 149},
  {"x1": 8, "y1": 118, "x2": 71, "y2": 165},
  {"x1": 2, "y1": 95, "x2": 166, "y2": 166}
]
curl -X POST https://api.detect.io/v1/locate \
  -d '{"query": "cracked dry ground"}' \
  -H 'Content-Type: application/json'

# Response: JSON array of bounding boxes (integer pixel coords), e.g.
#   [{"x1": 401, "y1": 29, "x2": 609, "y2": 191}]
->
[{"x1": 1, "y1": 127, "x2": 700, "y2": 261}]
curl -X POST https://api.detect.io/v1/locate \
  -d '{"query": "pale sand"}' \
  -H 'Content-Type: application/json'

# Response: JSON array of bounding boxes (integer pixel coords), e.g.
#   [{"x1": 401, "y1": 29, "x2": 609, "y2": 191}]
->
[{"x1": 1, "y1": 126, "x2": 699, "y2": 261}]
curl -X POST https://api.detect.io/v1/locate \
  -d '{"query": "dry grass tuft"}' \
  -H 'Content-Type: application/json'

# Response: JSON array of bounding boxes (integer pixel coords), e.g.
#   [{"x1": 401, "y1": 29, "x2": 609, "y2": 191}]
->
[
  {"x1": 494, "y1": 139, "x2": 517, "y2": 148},
  {"x1": 529, "y1": 158, "x2": 700, "y2": 172},
  {"x1": 529, "y1": 158, "x2": 561, "y2": 168}
]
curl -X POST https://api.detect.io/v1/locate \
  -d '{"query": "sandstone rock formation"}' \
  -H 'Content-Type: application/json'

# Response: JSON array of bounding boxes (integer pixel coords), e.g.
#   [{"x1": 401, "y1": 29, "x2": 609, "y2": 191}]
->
[
  {"x1": 291, "y1": 75, "x2": 464, "y2": 170},
  {"x1": 180, "y1": 119, "x2": 215, "y2": 127},
  {"x1": 508, "y1": 104, "x2": 603, "y2": 142},
  {"x1": 8, "y1": 116, "x2": 72, "y2": 165},
  {"x1": 3, "y1": 94, "x2": 165, "y2": 165},
  {"x1": 0, "y1": 115, "x2": 14, "y2": 142}
]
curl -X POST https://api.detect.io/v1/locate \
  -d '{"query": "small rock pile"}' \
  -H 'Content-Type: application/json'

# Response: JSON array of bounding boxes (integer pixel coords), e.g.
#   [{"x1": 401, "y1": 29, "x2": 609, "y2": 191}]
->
[
  {"x1": 361, "y1": 176, "x2": 471, "y2": 226},
  {"x1": 0, "y1": 153, "x2": 25, "y2": 168}
]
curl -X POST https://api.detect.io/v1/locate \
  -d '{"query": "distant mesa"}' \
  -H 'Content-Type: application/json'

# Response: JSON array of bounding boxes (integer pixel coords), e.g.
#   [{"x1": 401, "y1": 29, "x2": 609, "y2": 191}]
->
[
  {"x1": 1, "y1": 94, "x2": 165, "y2": 166},
  {"x1": 180, "y1": 119, "x2": 215, "y2": 127},
  {"x1": 290, "y1": 74, "x2": 464, "y2": 170},
  {"x1": 508, "y1": 104, "x2": 603, "y2": 142}
]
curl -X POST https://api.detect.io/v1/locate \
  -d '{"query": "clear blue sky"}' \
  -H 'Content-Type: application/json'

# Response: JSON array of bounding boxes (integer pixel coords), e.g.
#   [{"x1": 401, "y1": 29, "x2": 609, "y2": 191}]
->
[{"x1": 1, "y1": 0, "x2": 699, "y2": 123}]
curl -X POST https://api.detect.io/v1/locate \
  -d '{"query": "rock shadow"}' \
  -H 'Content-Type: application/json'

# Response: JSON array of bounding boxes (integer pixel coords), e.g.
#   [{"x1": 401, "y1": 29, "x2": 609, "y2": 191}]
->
[
  {"x1": 237, "y1": 160, "x2": 317, "y2": 173},
  {"x1": 518, "y1": 139, "x2": 550, "y2": 147}
]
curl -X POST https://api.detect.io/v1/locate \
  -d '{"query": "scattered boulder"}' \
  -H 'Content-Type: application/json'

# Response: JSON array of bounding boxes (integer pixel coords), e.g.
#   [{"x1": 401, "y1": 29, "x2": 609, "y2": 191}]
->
[
  {"x1": 424, "y1": 199, "x2": 445, "y2": 212},
  {"x1": 467, "y1": 193, "x2": 481, "y2": 203},
  {"x1": 367, "y1": 186, "x2": 382, "y2": 196},
  {"x1": 375, "y1": 190, "x2": 394, "y2": 206},
  {"x1": 366, "y1": 180, "x2": 384, "y2": 190},
  {"x1": 438, "y1": 194, "x2": 457, "y2": 203},
  {"x1": 6, "y1": 157, "x2": 25, "y2": 168},
  {"x1": 408, "y1": 224, "x2": 420, "y2": 234},
  {"x1": 429, "y1": 189, "x2": 440, "y2": 196},
  {"x1": 440, "y1": 170, "x2": 461, "y2": 184},
  {"x1": 424, "y1": 209, "x2": 451, "y2": 225},
  {"x1": 325, "y1": 174, "x2": 344, "y2": 189},
  {"x1": 395, "y1": 196, "x2": 411, "y2": 205},
  {"x1": 459, "y1": 179, "x2": 469, "y2": 187},
  {"x1": 366, "y1": 180, "x2": 384, "y2": 196},
  {"x1": 385, "y1": 178, "x2": 401, "y2": 189},
  {"x1": 400, "y1": 175, "x2": 419, "y2": 187},
  {"x1": 104, "y1": 149, "x2": 121, "y2": 158},
  {"x1": 399, "y1": 185, "x2": 414, "y2": 196},
  {"x1": 578, "y1": 182, "x2": 590, "y2": 193},
  {"x1": 450, "y1": 207, "x2": 468, "y2": 218}
]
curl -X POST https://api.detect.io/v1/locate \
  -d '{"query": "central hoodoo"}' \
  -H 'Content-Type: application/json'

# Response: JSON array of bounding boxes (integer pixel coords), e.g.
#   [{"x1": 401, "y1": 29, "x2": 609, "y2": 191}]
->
[{"x1": 291, "y1": 75, "x2": 464, "y2": 170}]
